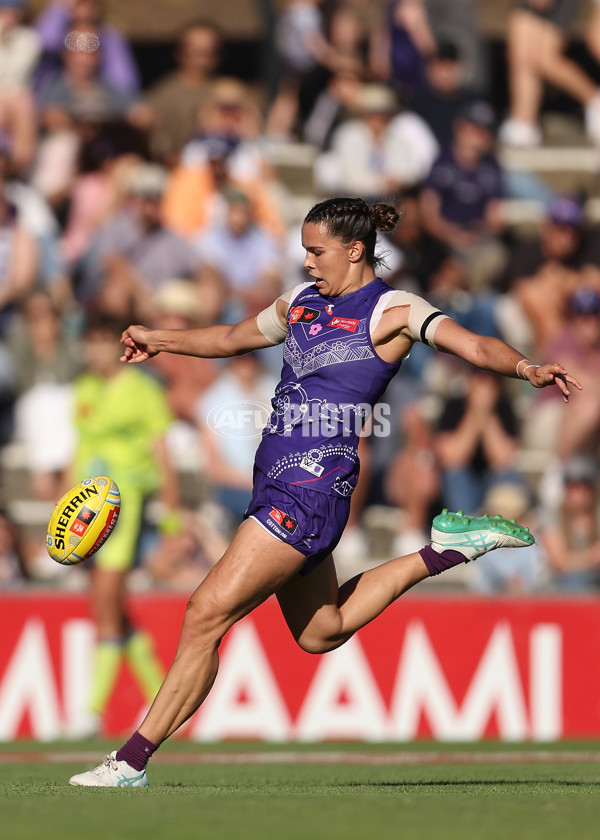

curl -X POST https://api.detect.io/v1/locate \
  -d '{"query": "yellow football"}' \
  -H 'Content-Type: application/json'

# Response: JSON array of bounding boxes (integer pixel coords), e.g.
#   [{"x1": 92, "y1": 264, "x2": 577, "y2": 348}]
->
[{"x1": 46, "y1": 476, "x2": 121, "y2": 565}]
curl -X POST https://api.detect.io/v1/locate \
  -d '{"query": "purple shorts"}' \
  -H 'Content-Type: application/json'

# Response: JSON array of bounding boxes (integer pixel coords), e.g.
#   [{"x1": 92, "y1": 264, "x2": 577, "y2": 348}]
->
[{"x1": 243, "y1": 468, "x2": 351, "y2": 575}]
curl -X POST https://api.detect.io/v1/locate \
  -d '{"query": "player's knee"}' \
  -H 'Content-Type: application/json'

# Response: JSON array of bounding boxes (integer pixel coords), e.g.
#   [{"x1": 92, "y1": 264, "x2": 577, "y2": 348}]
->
[
  {"x1": 294, "y1": 629, "x2": 348, "y2": 655},
  {"x1": 180, "y1": 595, "x2": 228, "y2": 647}
]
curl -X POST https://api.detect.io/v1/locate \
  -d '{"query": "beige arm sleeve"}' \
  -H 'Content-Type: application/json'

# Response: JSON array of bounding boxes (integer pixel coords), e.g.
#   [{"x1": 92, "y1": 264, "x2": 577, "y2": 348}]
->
[
  {"x1": 255, "y1": 284, "x2": 306, "y2": 345},
  {"x1": 370, "y1": 289, "x2": 449, "y2": 348}
]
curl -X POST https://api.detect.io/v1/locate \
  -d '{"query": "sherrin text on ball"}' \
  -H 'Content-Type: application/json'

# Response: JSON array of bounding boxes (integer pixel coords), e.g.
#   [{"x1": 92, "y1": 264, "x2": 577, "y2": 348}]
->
[{"x1": 47, "y1": 476, "x2": 121, "y2": 565}]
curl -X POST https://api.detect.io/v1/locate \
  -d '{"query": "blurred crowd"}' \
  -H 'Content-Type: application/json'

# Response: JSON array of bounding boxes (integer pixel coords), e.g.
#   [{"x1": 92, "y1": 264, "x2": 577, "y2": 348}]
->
[{"x1": 2, "y1": 0, "x2": 600, "y2": 595}]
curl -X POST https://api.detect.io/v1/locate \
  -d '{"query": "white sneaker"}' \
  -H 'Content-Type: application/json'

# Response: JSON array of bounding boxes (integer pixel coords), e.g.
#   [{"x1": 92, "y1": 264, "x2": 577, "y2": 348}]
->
[
  {"x1": 498, "y1": 118, "x2": 542, "y2": 148},
  {"x1": 69, "y1": 751, "x2": 149, "y2": 787},
  {"x1": 430, "y1": 509, "x2": 534, "y2": 562}
]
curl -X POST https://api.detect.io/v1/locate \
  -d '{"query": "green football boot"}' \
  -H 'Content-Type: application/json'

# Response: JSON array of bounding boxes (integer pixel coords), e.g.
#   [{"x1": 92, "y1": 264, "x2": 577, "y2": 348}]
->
[{"x1": 430, "y1": 509, "x2": 534, "y2": 562}]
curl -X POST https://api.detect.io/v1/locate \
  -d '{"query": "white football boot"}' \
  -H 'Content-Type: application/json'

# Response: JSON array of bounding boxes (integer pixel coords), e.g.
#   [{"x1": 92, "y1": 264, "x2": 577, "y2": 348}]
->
[
  {"x1": 430, "y1": 509, "x2": 534, "y2": 562},
  {"x1": 69, "y1": 751, "x2": 149, "y2": 787}
]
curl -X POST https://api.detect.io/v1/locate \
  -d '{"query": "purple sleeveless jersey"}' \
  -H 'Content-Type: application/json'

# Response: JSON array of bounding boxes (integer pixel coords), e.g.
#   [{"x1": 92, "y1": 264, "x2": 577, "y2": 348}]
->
[{"x1": 254, "y1": 279, "x2": 402, "y2": 498}]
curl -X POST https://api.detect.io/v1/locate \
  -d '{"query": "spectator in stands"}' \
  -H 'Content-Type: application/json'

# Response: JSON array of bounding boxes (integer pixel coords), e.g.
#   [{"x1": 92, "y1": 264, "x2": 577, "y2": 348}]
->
[
  {"x1": 383, "y1": 399, "x2": 441, "y2": 556},
  {"x1": 29, "y1": 103, "x2": 80, "y2": 225},
  {"x1": 0, "y1": 508, "x2": 29, "y2": 585},
  {"x1": 303, "y1": 67, "x2": 362, "y2": 151},
  {"x1": 266, "y1": 0, "x2": 329, "y2": 140},
  {"x1": 369, "y1": 0, "x2": 436, "y2": 99},
  {"x1": 434, "y1": 367, "x2": 524, "y2": 515},
  {"x1": 501, "y1": 195, "x2": 600, "y2": 356},
  {"x1": 191, "y1": 187, "x2": 283, "y2": 322},
  {"x1": 469, "y1": 481, "x2": 544, "y2": 593},
  {"x1": 150, "y1": 279, "x2": 218, "y2": 430},
  {"x1": 8, "y1": 290, "x2": 81, "y2": 500},
  {"x1": 522, "y1": 286, "x2": 600, "y2": 466},
  {"x1": 380, "y1": 187, "x2": 452, "y2": 296},
  {"x1": 420, "y1": 99, "x2": 505, "y2": 290},
  {"x1": 0, "y1": 145, "x2": 38, "y2": 333},
  {"x1": 196, "y1": 352, "x2": 277, "y2": 532},
  {"x1": 0, "y1": 0, "x2": 40, "y2": 86},
  {"x1": 314, "y1": 82, "x2": 438, "y2": 199},
  {"x1": 0, "y1": 0, "x2": 40, "y2": 172},
  {"x1": 80, "y1": 162, "x2": 199, "y2": 319},
  {"x1": 1, "y1": 132, "x2": 64, "y2": 289},
  {"x1": 71, "y1": 312, "x2": 178, "y2": 735},
  {"x1": 499, "y1": 0, "x2": 600, "y2": 147},
  {"x1": 59, "y1": 120, "x2": 148, "y2": 271},
  {"x1": 0, "y1": 339, "x2": 15, "y2": 447},
  {"x1": 34, "y1": 0, "x2": 140, "y2": 96},
  {"x1": 145, "y1": 508, "x2": 227, "y2": 591},
  {"x1": 139, "y1": 21, "x2": 222, "y2": 166},
  {"x1": 540, "y1": 455, "x2": 600, "y2": 591},
  {"x1": 412, "y1": 41, "x2": 478, "y2": 150},
  {"x1": 378, "y1": 188, "x2": 500, "y2": 376},
  {"x1": 181, "y1": 77, "x2": 278, "y2": 186},
  {"x1": 425, "y1": 0, "x2": 489, "y2": 92},
  {"x1": 7, "y1": 288, "x2": 81, "y2": 395},
  {"x1": 36, "y1": 22, "x2": 137, "y2": 123},
  {"x1": 162, "y1": 134, "x2": 286, "y2": 241}
]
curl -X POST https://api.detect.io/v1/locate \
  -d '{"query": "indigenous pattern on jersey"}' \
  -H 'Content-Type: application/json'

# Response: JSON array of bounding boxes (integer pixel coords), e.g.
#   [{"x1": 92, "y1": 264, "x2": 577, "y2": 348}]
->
[{"x1": 254, "y1": 278, "x2": 402, "y2": 497}]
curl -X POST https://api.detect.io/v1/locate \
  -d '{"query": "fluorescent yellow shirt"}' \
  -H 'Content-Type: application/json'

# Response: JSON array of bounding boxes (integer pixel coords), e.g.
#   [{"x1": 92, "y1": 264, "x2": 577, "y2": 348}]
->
[{"x1": 74, "y1": 367, "x2": 172, "y2": 495}]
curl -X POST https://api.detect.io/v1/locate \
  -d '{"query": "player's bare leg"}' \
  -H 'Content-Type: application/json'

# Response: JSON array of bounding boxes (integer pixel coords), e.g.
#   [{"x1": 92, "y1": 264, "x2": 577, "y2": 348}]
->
[
  {"x1": 70, "y1": 512, "x2": 533, "y2": 785},
  {"x1": 70, "y1": 519, "x2": 306, "y2": 786},
  {"x1": 278, "y1": 511, "x2": 534, "y2": 654},
  {"x1": 136, "y1": 519, "x2": 306, "y2": 745},
  {"x1": 278, "y1": 551, "x2": 429, "y2": 654}
]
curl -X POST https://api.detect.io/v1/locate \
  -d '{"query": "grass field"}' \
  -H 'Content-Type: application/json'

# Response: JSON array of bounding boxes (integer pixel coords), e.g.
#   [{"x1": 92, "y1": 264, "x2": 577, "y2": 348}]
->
[{"x1": 2, "y1": 741, "x2": 600, "y2": 840}]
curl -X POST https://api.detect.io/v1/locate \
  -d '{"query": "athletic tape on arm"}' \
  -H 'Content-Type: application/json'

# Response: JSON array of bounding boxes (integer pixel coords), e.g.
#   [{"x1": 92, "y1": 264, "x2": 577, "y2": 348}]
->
[
  {"x1": 256, "y1": 285, "x2": 305, "y2": 345},
  {"x1": 370, "y1": 290, "x2": 448, "y2": 348}
]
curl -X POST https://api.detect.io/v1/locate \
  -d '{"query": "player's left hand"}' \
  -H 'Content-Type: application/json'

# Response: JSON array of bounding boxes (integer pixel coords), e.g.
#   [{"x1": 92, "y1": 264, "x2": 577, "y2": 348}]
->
[{"x1": 526, "y1": 363, "x2": 582, "y2": 402}]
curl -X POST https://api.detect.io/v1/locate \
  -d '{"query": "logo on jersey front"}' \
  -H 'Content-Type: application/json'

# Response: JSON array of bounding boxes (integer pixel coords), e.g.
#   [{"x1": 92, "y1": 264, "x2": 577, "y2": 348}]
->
[
  {"x1": 327, "y1": 316, "x2": 360, "y2": 332},
  {"x1": 269, "y1": 507, "x2": 298, "y2": 534},
  {"x1": 289, "y1": 306, "x2": 320, "y2": 324},
  {"x1": 299, "y1": 455, "x2": 325, "y2": 476}
]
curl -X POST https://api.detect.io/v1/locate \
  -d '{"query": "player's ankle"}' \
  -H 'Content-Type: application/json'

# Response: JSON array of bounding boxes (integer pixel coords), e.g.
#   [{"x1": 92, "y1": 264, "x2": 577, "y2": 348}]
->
[
  {"x1": 116, "y1": 731, "x2": 158, "y2": 771},
  {"x1": 419, "y1": 544, "x2": 466, "y2": 576}
]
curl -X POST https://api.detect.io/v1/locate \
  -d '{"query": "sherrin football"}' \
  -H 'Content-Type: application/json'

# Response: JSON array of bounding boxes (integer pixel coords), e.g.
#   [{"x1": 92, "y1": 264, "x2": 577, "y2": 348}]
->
[{"x1": 46, "y1": 476, "x2": 121, "y2": 565}]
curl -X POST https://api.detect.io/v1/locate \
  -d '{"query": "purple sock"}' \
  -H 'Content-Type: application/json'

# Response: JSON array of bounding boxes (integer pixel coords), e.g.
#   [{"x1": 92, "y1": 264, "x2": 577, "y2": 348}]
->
[
  {"x1": 419, "y1": 545, "x2": 468, "y2": 577},
  {"x1": 116, "y1": 731, "x2": 158, "y2": 771}
]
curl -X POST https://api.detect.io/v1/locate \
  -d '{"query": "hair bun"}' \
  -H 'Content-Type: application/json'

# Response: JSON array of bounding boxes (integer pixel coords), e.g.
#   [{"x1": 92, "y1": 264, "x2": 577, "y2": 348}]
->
[{"x1": 370, "y1": 203, "x2": 400, "y2": 233}]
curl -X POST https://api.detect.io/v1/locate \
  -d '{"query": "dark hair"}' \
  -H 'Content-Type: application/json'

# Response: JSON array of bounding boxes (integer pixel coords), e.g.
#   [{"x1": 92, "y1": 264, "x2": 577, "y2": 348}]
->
[
  {"x1": 176, "y1": 19, "x2": 223, "y2": 52},
  {"x1": 303, "y1": 197, "x2": 400, "y2": 269},
  {"x1": 83, "y1": 311, "x2": 128, "y2": 338}
]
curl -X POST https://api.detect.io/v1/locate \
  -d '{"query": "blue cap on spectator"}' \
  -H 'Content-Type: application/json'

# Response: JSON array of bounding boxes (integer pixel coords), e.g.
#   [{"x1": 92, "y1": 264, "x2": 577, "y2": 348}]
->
[
  {"x1": 0, "y1": 0, "x2": 26, "y2": 8},
  {"x1": 458, "y1": 100, "x2": 496, "y2": 130},
  {"x1": 569, "y1": 286, "x2": 600, "y2": 316},
  {"x1": 548, "y1": 195, "x2": 584, "y2": 228}
]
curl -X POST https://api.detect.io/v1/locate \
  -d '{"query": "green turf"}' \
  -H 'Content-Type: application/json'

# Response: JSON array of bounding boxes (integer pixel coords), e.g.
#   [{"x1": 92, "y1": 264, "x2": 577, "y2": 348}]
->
[{"x1": 2, "y1": 742, "x2": 600, "y2": 840}]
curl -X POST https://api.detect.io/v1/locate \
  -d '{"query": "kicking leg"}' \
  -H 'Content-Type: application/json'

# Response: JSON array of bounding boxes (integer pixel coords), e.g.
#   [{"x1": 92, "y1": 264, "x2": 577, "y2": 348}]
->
[
  {"x1": 69, "y1": 519, "x2": 305, "y2": 786},
  {"x1": 278, "y1": 511, "x2": 534, "y2": 655},
  {"x1": 277, "y1": 550, "x2": 429, "y2": 654},
  {"x1": 136, "y1": 519, "x2": 306, "y2": 745}
]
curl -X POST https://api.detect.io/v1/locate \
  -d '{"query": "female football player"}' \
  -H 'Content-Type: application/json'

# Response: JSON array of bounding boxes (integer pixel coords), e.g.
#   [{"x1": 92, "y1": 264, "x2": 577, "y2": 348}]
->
[{"x1": 69, "y1": 196, "x2": 581, "y2": 786}]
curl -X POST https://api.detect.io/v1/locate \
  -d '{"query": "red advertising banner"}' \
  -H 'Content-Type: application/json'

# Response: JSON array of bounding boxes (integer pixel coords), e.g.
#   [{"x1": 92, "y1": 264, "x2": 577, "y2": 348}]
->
[{"x1": 1, "y1": 593, "x2": 600, "y2": 741}]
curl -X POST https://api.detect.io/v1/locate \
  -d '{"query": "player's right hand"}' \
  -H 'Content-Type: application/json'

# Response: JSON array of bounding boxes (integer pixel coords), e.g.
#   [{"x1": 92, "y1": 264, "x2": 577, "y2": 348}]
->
[{"x1": 120, "y1": 325, "x2": 159, "y2": 363}]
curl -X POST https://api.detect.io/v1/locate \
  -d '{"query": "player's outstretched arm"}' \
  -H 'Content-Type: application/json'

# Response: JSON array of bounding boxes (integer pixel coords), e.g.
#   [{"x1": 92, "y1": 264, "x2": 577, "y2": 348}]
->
[
  {"x1": 120, "y1": 310, "x2": 283, "y2": 364},
  {"x1": 432, "y1": 318, "x2": 583, "y2": 403}
]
